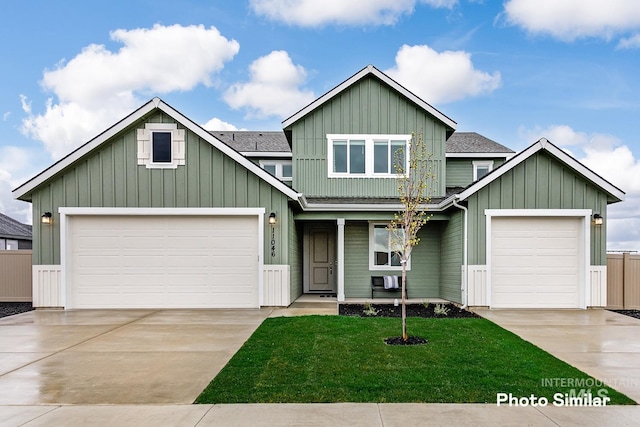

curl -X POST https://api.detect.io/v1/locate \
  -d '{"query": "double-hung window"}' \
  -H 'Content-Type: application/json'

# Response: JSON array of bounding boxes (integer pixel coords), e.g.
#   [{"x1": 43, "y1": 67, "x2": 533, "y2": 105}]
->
[
  {"x1": 327, "y1": 134, "x2": 410, "y2": 178},
  {"x1": 369, "y1": 223, "x2": 411, "y2": 271}
]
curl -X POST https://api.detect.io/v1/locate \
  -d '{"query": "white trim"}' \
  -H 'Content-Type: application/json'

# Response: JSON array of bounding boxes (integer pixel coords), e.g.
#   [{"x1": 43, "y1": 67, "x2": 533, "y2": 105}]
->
[
  {"x1": 368, "y1": 222, "x2": 411, "y2": 271},
  {"x1": 337, "y1": 218, "x2": 345, "y2": 302},
  {"x1": 327, "y1": 134, "x2": 411, "y2": 178},
  {"x1": 259, "y1": 160, "x2": 292, "y2": 182},
  {"x1": 485, "y1": 209, "x2": 591, "y2": 309},
  {"x1": 13, "y1": 98, "x2": 302, "y2": 203},
  {"x1": 472, "y1": 160, "x2": 494, "y2": 181},
  {"x1": 58, "y1": 207, "x2": 265, "y2": 309},
  {"x1": 242, "y1": 152, "x2": 292, "y2": 158},
  {"x1": 458, "y1": 138, "x2": 625, "y2": 202},
  {"x1": 282, "y1": 65, "x2": 456, "y2": 130},
  {"x1": 446, "y1": 152, "x2": 514, "y2": 159}
]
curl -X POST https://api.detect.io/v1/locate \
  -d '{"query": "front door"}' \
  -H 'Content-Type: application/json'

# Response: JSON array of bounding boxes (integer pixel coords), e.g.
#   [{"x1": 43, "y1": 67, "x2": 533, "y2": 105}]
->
[{"x1": 308, "y1": 225, "x2": 336, "y2": 292}]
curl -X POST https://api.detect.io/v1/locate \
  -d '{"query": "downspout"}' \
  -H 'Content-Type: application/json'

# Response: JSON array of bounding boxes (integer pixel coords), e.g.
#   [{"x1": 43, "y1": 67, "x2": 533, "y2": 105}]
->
[{"x1": 452, "y1": 196, "x2": 469, "y2": 309}]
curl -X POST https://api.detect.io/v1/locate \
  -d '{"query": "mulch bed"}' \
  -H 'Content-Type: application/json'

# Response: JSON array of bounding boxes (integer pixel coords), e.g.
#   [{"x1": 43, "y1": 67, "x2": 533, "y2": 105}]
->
[
  {"x1": 339, "y1": 303, "x2": 479, "y2": 318},
  {"x1": 609, "y1": 309, "x2": 640, "y2": 320},
  {"x1": 0, "y1": 302, "x2": 33, "y2": 319}
]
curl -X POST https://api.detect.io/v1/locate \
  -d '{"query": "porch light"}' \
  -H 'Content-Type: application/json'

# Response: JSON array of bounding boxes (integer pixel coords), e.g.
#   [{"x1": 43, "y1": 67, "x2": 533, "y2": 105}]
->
[
  {"x1": 592, "y1": 213, "x2": 603, "y2": 226},
  {"x1": 41, "y1": 212, "x2": 52, "y2": 225},
  {"x1": 268, "y1": 212, "x2": 277, "y2": 225}
]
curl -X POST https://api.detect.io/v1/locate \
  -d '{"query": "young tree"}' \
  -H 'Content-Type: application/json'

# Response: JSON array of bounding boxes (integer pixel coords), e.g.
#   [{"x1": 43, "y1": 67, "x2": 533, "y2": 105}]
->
[{"x1": 388, "y1": 132, "x2": 435, "y2": 341}]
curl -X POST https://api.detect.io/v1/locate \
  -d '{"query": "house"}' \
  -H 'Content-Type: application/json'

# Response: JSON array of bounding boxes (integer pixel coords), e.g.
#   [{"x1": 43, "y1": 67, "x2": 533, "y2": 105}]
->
[
  {"x1": 12, "y1": 65, "x2": 624, "y2": 310},
  {"x1": 0, "y1": 213, "x2": 32, "y2": 250}
]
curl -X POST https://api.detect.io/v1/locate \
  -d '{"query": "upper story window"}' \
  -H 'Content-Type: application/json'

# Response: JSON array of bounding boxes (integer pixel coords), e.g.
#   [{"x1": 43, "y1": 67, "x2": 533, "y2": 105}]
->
[
  {"x1": 260, "y1": 160, "x2": 292, "y2": 182},
  {"x1": 327, "y1": 134, "x2": 410, "y2": 178},
  {"x1": 0, "y1": 239, "x2": 18, "y2": 250},
  {"x1": 369, "y1": 223, "x2": 411, "y2": 271},
  {"x1": 137, "y1": 123, "x2": 186, "y2": 169},
  {"x1": 473, "y1": 160, "x2": 494, "y2": 181}
]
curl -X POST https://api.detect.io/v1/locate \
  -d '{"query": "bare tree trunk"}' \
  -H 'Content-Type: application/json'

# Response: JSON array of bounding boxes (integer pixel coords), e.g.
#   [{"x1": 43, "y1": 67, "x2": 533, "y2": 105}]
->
[{"x1": 402, "y1": 261, "x2": 407, "y2": 341}]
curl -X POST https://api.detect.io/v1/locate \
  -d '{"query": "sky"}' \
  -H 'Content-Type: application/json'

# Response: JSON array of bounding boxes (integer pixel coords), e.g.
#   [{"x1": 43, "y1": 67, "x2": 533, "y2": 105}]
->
[{"x1": 1, "y1": 0, "x2": 639, "y2": 250}]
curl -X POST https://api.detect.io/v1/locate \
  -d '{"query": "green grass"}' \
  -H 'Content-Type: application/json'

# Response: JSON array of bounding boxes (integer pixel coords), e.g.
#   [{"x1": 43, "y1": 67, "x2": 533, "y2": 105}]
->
[{"x1": 195, "y1": 316, "x2": 635, "y2": 404}]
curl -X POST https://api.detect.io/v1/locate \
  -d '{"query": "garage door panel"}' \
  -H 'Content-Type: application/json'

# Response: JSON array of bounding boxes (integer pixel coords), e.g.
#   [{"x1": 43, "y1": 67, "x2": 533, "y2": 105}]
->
[
  {"x1": 491, "y1": 216, "x2": 582, "y2": 309},
  {"x1": 69, "y1": 215, "x2": 260, "y2": 309}
]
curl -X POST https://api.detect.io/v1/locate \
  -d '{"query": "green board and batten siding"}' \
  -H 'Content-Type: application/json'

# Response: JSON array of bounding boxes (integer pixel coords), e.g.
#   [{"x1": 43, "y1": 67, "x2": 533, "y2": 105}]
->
[
  {"x1": 466, "y1": 151, "x2": 609, "y2": 266},
  {"x1": 288, "y1": 76, "x2": 448, "y2": 198},
  {"x1": 28, "y1": 112, "x2": 292, "y2": 266},
  {"x1": 343, "y1": 221, "x2": 442, "y2": 298}
]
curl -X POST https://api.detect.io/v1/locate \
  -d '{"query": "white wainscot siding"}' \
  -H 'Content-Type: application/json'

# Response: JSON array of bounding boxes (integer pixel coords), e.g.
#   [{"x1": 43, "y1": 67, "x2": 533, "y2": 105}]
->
[
  {"x1": 263, "y1": 265, "x2": 290, "y2": 306},
  {"x1": 33, "y1": 265, "x2": 63, "y2": 308},
  {"x1": 467, "y1": 265, "x2": 488, "y2": 306},
  {"x1": 589, "y1": 266, "x2": 607, "y2": 307}
]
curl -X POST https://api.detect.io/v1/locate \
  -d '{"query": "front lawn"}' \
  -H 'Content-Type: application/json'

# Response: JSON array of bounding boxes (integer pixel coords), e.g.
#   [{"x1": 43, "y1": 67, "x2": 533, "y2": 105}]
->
[{"x1": 195, "y1": 316, "x2": 635, "y2": 404}]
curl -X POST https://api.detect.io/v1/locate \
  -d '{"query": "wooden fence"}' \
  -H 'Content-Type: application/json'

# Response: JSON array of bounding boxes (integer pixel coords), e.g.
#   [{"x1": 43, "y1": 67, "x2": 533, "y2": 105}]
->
[
  {"x1": 607, "y1": 253, "x2": 640, "y2": 310},
  {"x1": 0, "y1": 250, "x2": 32, "y2": 302}
]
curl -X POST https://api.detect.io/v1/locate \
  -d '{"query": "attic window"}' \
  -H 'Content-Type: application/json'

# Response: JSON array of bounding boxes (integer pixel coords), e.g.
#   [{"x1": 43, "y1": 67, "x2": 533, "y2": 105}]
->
[
  {"x1": 152, "y1": 132, "x2": 172, "y2": 163},
  {"x1": 473, "y1": 160, "x2": 494, "y2": 181},
  {"x1": 137, "y1": 123, "x2": 185, "y2": 169}
]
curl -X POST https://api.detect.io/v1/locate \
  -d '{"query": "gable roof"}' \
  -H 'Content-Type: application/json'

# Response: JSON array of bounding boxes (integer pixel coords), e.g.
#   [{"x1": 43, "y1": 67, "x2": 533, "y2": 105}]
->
[
  {"x1": 0, "y1": 213, "x2": 32, "y2": 240},
  {"x1": 282, "y1": 64, "x2": 457, "y2": 132},
  {"x1": 12, "y1": 98, "x2": 301, "y2": 202},
  {"x1": 455, "y1": 138, "x2": 625, "y2": 203},
  {"x1": 210, "y1": 131, "x2": 291, "y2": 156},
  {"x1": 446, "y1": 132, "x2": 515, "y2": 158}
]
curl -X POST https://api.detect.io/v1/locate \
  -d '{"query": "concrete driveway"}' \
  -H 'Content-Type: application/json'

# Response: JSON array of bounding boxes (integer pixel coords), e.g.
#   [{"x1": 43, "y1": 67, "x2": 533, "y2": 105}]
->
[
  {"x1": 475, "y1": 308, "x2": 640, "y2": 403},
  {"x1": 0, "y1": 308, "x2": 272, "y2": 404}
]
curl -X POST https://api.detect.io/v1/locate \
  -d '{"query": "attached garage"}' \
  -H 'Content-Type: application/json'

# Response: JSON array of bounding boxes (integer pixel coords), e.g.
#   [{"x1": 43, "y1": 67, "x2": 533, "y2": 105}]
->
[
  {"x1": 487, "y1": 211, "x2": 589, "y2": 309},
  {"x1": 60, "y1": 208, "x2": 264, "y2": 309}
]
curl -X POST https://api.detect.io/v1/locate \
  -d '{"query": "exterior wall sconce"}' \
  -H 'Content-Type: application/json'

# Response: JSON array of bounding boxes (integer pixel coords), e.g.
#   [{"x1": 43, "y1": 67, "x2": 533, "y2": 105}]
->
[
  {"x1": 41, "y1": 212, "x2": 53, "y2": 225},
  {"x1": 592, "y1": 213, "x2": 603, "y2": 226},
  {"x1": 268, "y1": 212, "x2": 277, "y2": 225}
]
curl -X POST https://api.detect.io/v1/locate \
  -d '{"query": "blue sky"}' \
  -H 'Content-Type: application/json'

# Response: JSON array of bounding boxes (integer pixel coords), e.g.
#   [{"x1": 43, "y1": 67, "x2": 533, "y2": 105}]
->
[{"x1": 1, "y1": 0, "x2": 640, "y2": 249}]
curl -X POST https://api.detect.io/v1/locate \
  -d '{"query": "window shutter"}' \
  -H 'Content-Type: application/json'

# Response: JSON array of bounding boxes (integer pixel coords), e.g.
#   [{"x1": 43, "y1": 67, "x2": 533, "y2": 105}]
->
[
  {"x1": 137, "y1": 129, "x2": 151, "y2": 165},
  {"x1": 174, "y1": 129, "x2": 186, "y2": 165}
]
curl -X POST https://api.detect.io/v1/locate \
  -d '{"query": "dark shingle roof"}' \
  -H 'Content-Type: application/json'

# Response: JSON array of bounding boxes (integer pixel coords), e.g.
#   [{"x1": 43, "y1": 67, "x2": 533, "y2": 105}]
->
[
  {"x1": 0, "y1": 213, "x2": 32, "y2": 240},
  {"x1": 447, "y1": 132, "x2": 514, "y2": 154},
  {"x1": 210, "y1": 130, "x2": 513, "y2": 156},
  {"x1": 209, "y1": 131, "x2": 290, "y2": 153}
]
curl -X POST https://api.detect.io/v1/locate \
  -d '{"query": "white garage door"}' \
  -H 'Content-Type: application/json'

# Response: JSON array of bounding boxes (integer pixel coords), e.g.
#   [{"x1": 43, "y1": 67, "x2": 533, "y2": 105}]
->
[
  {"x1": 68, "y1": 215, "x2": 259, "y2": 309},
  {"x1": 491, "y1": 217, "x2": 582, "y2": 309}
]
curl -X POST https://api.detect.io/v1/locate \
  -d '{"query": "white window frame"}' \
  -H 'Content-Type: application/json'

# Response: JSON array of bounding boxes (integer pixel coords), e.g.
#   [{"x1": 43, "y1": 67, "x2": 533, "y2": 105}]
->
[
  {"x1": 473, "y1": 160, "x2": 494, "y2": 181},
  {"x1": 137, "y1": 123, "x2": 186, "y2": 169},
  {"x1": 259, "y1": 160, "x2": 292, "y2": 182},
  {"x1": 327, "y1": 134, "x2": 411, "y2": 178},
  {"x1": 368, "y1": 223, "x2": 411, "y2": 271}
]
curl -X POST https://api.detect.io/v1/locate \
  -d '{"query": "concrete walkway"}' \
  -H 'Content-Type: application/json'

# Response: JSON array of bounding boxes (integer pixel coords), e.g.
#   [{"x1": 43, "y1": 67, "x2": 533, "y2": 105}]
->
[
  {"x1": 4, "y1": 403, "x2": 640, "y2": 426},
  {"x1": 475, "y1": 308, "x2": 640, "y2": 403}
]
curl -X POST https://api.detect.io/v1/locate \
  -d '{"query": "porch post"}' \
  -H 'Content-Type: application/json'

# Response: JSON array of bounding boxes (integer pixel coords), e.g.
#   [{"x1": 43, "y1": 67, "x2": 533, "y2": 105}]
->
[{"x1": 337, "y1": 218, "x2": 345, "y2": 302}]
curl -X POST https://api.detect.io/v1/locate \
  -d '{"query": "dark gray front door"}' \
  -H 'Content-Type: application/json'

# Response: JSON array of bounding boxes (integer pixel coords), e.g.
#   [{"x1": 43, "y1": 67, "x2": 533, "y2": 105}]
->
[{"x1": 309, "y1": 226, "x2": 336, "y2": 292}]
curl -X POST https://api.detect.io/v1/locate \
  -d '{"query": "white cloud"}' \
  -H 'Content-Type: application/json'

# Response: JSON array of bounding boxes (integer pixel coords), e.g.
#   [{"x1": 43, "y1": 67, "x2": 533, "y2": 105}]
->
[
  {"x1": 0, "y1": 146, "x2": 38, "y2": 224},
  {"x1": 20, "y1": 94, "x2": 31, "y2": 114},
  {"x1": 385, "y1": 44, "x2": 501, "y2": 104},
  {"x1": 201, "y1": 117, "x2": 241, "y2": 131},
  {"x1": 502, "y1": 0, "x2": 640, "y2": 42},
  {"x1": 224, "y1": 51, "x2": 315, "y2": 119},
  {"x1": 617, "y1": 33, "x2": 640, "y2": 49},
  {"x1": 519, "y1": 124, "x2": 640, "y2": 250},
  {"x1": 21, "y1": 24, "x2": 239, "y2": 159},
  {"x1": 2, "y1": 112, "x2": 9, "y2": 121},
  {"x1": 250, "y1": 0, "x2": 456, "y2": 27}
]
